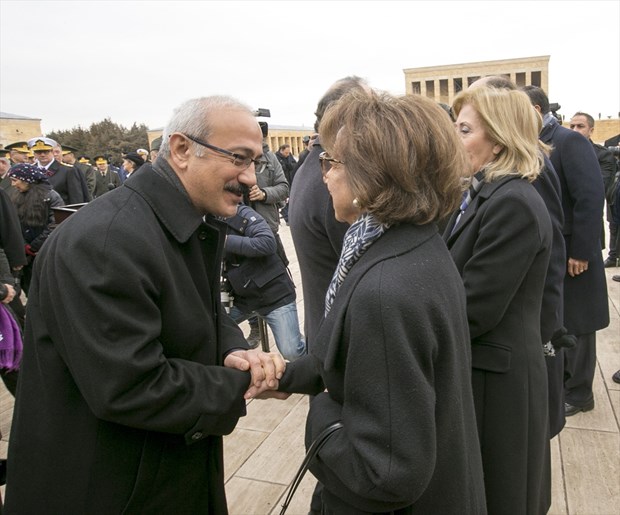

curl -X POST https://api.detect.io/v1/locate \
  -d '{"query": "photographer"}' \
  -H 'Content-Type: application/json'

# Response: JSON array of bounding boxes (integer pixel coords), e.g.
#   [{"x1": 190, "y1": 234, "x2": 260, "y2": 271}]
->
[
  {"x1": 244, "y1": 122, "x2": 290, "y2": 345},
  {"x1": 223, "y1": 204, "x2": 306, "y2": 362}
]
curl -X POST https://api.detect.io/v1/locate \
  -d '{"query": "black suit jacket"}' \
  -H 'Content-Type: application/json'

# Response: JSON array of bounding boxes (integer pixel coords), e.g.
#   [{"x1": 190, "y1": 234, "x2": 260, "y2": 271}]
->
[{"x1": 46, "y1": 159, "x2": 87, "y2": 204}]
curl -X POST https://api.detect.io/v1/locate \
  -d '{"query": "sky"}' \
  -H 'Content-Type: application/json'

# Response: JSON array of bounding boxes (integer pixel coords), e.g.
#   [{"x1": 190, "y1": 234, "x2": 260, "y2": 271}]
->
[{"x1": 1, "y1": 0, "x2": 619, "y2": 134}]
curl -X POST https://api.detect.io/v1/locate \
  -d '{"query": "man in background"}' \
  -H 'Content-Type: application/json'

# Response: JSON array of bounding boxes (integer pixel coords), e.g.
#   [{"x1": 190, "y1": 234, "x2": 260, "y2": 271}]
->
[
  {"x1": 287, "y1": 76, "x2": 369, "y2": 514},
  {"x1": 62, "y1": 144, "x2": 95, "y2": 200},
  {"x1": 568, "y1": 112, "x2": 617, "y2": 268},
  {"x1": 523, "y1": 86, "x2": 609, "y2": 418}
]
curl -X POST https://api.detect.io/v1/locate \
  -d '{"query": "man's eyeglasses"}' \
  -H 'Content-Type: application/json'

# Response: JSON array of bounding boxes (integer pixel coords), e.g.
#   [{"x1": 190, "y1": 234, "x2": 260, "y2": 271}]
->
[
  {"x1": 319, "y1": 152, "x2": 345, "y2": 176},
  {"x1": 183, "y1": 133, "x2": 267, "y2": 172}
]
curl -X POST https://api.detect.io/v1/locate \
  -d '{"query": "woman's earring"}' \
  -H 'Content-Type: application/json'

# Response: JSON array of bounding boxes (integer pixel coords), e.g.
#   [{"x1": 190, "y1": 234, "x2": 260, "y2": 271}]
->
[{"x1": 352, "y1": 198, "x2": 360, "y2": 208}]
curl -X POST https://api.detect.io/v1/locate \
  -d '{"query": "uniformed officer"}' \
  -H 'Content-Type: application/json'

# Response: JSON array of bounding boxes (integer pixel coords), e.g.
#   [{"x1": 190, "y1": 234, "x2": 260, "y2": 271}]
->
[
  {"x1": 27, "y1": 137, "x2": 88, "y2": 205},
  {"x1": 92, "y1": 155, "x2": 121, "y2": 198}
]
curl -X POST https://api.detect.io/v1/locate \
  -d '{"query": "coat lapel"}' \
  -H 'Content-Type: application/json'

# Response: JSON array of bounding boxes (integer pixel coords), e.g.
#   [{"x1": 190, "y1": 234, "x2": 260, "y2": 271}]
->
[{"x1": 445, "y1": 175, "x2": 521, "y2": 247}]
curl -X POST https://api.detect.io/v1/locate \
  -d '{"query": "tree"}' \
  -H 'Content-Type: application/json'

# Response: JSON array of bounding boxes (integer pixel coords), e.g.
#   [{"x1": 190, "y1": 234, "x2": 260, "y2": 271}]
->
[{"x1": 48, "y1": 119, "x2": 149, "y2": 166}]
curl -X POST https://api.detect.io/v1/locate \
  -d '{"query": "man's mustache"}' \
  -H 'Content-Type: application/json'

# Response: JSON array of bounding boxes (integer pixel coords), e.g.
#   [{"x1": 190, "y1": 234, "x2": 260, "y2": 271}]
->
[{"x1": 224, "y1": 183, "x2": 250, "y2": 197}]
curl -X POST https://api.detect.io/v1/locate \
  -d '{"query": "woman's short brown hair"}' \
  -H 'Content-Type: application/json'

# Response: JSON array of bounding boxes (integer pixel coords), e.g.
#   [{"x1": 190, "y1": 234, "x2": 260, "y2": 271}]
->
[{"x1": 319, "y1": 90, "x2": 467, "y2": 225}]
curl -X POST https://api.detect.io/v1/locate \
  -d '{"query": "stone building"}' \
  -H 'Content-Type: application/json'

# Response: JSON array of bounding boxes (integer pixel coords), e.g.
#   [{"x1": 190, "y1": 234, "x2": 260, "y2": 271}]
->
[
  {"x1": 0, "y1": 112, "x2": 43, "y2": 148},
  {"x1": 403, "y1": 55, "x2": 618, "y2": 144},
  {"x1": 404, "y1": 55, "x2": 550, "y2": 106}
]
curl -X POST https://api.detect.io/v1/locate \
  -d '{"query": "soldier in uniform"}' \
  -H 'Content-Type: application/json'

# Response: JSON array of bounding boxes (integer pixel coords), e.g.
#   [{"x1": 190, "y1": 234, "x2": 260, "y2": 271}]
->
[
  {"x1": 92, "y1": 155, "x2": 122, "y2": 198},
  {"x1": 27, "y1": 137, "x2": 88, "y2": 205},
  {"x1": 150, "y1": 136, "x2": 162, "y2": 162},
  {"x1": 4, "y1": 142, "x2": 30, "y2": 166},
  {"x1": 62, "y1": 145, "x2": 95, "y2": 200}
]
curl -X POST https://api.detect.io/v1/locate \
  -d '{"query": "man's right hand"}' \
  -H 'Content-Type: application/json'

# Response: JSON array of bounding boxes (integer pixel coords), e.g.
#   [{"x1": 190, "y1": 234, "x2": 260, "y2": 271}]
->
[{"x1": 224, "y1": 349, "x2": 286, "y2": 399}]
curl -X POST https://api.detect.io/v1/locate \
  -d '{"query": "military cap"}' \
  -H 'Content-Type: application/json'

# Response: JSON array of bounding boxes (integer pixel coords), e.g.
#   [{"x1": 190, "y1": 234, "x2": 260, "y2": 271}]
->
[
  {"x1": 94, "y1": 155, "x2": 108, "y2": 165},
  {"x1": 0, "y1": 149, "x2": 9, "y2": 159},
  {"x1": 78, "y1": 155, "x2": 91, "y2": 164},
  {"x1": 61, "y1": 144, "x2": 78, "y2": 155},
  {"x1": 5, "y1": 141, "x2": 30, "y2": 153},
  {"x1": 28, "y1": 137, "x2": 57, "y2": 151},
  {"x1": 150, "y1": 136, "x2": 162, "y2": 151}
]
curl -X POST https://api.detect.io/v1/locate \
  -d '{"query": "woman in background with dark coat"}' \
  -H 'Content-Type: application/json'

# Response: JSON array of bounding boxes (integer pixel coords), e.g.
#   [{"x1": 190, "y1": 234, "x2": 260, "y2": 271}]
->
[
  {"x1": 8, "y1": 163, "x2": 64, "y2": 294},
  {"x1": 272, "y1": 91, "x2": 486, "y2": 514},
  {"x1": 444, "y1": 87, "x2": 553, "y2": 515}
]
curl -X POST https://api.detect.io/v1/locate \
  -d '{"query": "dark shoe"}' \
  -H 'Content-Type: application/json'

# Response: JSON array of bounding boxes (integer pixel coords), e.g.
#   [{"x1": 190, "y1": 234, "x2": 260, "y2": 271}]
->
[
  {"x1": 246, "y1": 326, "x2": 260, "y2": 349},
  {"x1": 565, "y1": 399, "x2": 595, "y2": 416},
  {"x1": 613, "y1": 370, "x2": 620, "y2": 384},
  {"x1": 613, "y1": 275, "x2": 620, "y2": 282},
  {"x1": 603, "y1": 257, "x2": 618, "y2": 268}
]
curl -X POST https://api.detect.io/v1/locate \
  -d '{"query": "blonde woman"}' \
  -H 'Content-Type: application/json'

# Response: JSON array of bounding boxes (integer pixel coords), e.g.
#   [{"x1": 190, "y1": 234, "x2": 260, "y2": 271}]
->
[{"x1": 444, "y1": 87, "x2": 553, "y2": 515}]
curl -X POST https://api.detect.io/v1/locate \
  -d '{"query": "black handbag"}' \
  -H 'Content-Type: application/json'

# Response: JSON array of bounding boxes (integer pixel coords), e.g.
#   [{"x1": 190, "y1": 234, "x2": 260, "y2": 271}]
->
[{"x1": 279, "y1": 421, "x2": 343, "y2": 515}]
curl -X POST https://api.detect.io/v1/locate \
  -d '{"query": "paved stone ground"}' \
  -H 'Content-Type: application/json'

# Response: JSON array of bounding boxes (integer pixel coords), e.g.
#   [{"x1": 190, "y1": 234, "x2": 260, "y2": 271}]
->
[{"x1": 1, "y1": 222, "x2": 619, "y2": 514}]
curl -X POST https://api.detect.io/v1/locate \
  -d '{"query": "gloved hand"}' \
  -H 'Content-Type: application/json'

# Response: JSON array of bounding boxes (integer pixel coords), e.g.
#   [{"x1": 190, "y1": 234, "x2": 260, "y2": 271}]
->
[
  {"x1": 551, "y1": 327, "x2": 577, "y2": 350},
  {"x1": 25, "y1": 244, "x2": 37, "y2": 257}
]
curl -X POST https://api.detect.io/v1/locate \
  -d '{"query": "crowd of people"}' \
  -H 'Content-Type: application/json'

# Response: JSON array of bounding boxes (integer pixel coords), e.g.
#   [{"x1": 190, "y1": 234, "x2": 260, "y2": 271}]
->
[{"x1": 0, "y1": 74, "x2": 617, "y2": 514}]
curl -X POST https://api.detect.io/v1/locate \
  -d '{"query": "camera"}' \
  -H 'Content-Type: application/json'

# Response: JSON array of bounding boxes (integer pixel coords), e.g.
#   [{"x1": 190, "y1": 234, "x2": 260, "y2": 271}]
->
[
  {"x1": 607, "y1": 146, "x2": 620, "y2": 158},
  {"x1": 549, "y1": 102, "x2": 562, "y2": 123}
]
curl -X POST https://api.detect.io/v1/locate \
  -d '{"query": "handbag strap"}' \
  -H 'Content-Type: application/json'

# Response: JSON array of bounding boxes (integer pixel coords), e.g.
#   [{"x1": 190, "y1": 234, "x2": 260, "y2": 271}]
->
[{"x1": 279, "y1": 421, "x2": 343, "y2": 515}]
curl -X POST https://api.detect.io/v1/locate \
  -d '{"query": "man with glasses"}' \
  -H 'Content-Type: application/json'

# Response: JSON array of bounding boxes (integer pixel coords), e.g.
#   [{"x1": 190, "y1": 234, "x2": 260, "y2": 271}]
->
[{"x1": 5, "y1": 96, "x2": 285, "y2": 514}]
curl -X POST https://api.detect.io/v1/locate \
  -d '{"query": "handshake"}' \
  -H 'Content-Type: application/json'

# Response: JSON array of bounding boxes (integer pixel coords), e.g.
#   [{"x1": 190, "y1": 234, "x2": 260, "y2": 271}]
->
[{"x1": 224, "y1": 348, "x2": 290, "y2": 400}]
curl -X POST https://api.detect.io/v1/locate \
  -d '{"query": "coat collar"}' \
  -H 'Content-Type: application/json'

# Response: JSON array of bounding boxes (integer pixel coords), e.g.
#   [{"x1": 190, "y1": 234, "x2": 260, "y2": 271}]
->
[
  {"x1": 539, "y1": 116, "x2": 559, "y2": 144},
  {"x1": 124, "y1": 162, "x2": 219, "y2": 243},
  {"x1": 445, "y1": 175, "x2": 520, "y2": 245}
]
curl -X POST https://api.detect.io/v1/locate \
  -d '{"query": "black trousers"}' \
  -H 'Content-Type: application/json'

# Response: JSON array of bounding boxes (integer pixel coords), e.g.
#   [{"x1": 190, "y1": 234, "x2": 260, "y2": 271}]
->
[{"x1": 564, "y1": 332, "x2": 597, "y2": 406}]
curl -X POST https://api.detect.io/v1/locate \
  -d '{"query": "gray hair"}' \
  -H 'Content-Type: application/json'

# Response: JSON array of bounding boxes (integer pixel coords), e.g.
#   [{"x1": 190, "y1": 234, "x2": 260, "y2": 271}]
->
[{"x1": 159, "y1": 96, "x2": 254, "y2": 158}]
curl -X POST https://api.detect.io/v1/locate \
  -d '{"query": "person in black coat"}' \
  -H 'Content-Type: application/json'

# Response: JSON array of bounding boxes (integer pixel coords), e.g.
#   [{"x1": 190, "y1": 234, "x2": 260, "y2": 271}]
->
[
  {"x1": 28, "y1": 137, "x2": 88, "y2": 204},
  {"x1": 523, "y1": 87, "x2": 609, "y2": 417},
  {"x1": 0, "y1": 187, "x2": 25, "y2": 396},
  {"x1": 288, "y1": 78, "x2": 366, "y2": 346},
  {"x1": 4, "y1": 97, "x2": 285, "y2": 514},
  {"x1": 469, "y1": 75, "x2": 568, "y2": 437},
  {"x1": 568, "y1": 112, "x2": 618, "y2": 267},
  {"x1": 445, "y1": 86, "x2": 553, "y2": 514},
  {"x1": 268, "y1": 90, "x2": 486, "y2": 514}
]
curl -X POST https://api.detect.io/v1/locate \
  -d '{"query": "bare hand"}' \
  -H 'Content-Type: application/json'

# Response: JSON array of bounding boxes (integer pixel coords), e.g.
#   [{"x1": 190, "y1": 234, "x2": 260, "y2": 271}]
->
[
  {"x1": 224, "y1": 349, "x2": 286, "y2": 398},
  {"x1": 567, "y1": 257, "x2": 588, "y2": 278},
  {"x1": 248, "y1": 185, "x2": 266, "y2": 202},
  {"x1": 2, "y1": 284, "x2": 16, "y2": 304}
]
